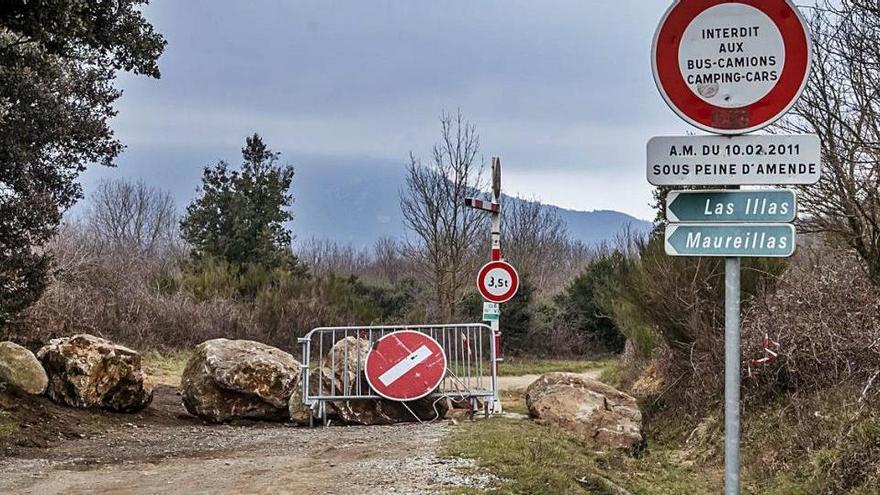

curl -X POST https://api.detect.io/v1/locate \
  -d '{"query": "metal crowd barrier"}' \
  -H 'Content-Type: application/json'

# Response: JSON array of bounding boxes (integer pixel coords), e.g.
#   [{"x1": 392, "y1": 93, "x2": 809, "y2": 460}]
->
[{"x1": 297, "y1": 324, "x2": 497, "y2": 425}]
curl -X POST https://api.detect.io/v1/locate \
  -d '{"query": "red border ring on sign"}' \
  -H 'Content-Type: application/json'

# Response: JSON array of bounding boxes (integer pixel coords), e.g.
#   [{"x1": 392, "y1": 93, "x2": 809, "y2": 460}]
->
[
  {"x1": 651, "y1": 0, "x2": 812, "y2": 135},
  {"x1": 364, "y1": 330, "x2": 447, "y2": 401},
  {"x1": 477, "y1": 261, "x2": 519, "y2": 304}
]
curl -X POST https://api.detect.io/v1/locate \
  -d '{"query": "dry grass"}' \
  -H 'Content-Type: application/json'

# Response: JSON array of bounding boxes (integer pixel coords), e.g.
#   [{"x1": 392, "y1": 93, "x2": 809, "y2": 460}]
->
[
  {"x1": 444, "y1": 388, "x2": 880, "y2": 495},
  {"x1": 497, "y1": 357, "x2": 614, "y2": 377},
  {"x1": 143, "y1": 351, "x2": 190, "y2": 386},
  {"x1": 442, "y1": 417, "x2": 723, "y2": 495}
]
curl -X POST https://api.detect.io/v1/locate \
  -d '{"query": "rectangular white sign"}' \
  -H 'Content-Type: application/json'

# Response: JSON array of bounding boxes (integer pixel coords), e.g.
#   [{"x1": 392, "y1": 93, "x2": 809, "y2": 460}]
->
[
  {"x1": 482, "y1": 302, "x2": 500, "y2": 322},
  {"x1": 647, "y1": 134, "x2": 821, "y2": 186}
]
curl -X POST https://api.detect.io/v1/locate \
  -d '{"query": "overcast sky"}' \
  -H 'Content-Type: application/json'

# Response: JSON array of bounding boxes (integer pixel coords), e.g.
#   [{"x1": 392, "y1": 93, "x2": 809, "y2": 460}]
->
[{"x1": 90, "y1": 0, "x2": 700, "y2": 221}]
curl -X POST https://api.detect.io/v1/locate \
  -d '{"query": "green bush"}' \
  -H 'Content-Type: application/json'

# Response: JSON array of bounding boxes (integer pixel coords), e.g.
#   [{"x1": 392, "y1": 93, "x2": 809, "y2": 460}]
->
[
  {"x1": 615, "y1": 233, "x2": 785, "y2": 353},
  {"x1": 556, "y1": 252, "x2": 627, "y2": 354}
]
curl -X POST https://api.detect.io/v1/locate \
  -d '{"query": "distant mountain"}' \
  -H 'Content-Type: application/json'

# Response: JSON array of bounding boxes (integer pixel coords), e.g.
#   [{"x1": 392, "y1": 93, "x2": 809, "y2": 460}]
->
[
  {"x1": 78, "y1": 148, "x2": 649, "y2": 248},
  {"x1": 293, "y1": 157, "x2": 650, "y2": 248}
]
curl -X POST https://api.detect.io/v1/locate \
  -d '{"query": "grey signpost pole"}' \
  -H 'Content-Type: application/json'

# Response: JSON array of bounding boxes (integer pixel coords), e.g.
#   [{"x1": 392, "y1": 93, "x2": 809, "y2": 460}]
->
[
  {"x1": 724, "y1": 256, "x2": 741, "y2": 495},
  {"x1": 490, "y1": 158, "x2": 503, "y2": 413}
]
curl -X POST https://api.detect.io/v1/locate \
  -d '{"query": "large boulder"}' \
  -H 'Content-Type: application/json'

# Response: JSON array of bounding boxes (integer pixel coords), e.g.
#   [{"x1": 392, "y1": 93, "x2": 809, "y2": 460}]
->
[
  {"x1": 526, "y1": 372, "x2": 643, "y2": 451},
  {"x1": 0, "y1": 342, "x2": 48, "y2": 395},
  {"x1": 181, "y1": 339, "x2": 300, "y2": 423},
  {"x1": 289, "y1": 336, "x2": 448, "y2": 425},
  {"x1": 37, "y1": 334, "x2": 153, "y2": 412}
]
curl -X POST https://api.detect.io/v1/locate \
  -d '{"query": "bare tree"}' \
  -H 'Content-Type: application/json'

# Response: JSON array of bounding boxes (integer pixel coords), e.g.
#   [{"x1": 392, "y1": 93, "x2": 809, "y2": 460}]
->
[
  {"x1": 777, "y1": 1, "x2": 880, "y2": 283},
  {"x1": 400, "y1": 111, "x2": 486, "y2": 320},
  {"x1": 373, "y1": 237, "x2": 405, "y2": 285},
  {"x1": 299, "y1": 237, "x2": 371, "y2": 278},
  {"x1": 86, "y1": 179, "x2": 178, "y2": 259},
  {"x1": 502, "y1": 197, "x2": 571, "y2": 291}
]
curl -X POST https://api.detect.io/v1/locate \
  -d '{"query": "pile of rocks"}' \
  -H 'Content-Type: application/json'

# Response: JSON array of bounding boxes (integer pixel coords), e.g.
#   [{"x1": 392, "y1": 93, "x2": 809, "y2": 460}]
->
[
  {"x1": 178, "y1": 336, "x2": 446, "y2": 425},
  {"x1": 0, "y1": 341, "x2": 48, "y2": 395},
  {"x1": 180, "y1": 338, "x2": 300, "y2": 423},
  {"x1": 0, "y1": 332, "x2": 447, "y2": 426},
  {"x1": 0, "y1": 334, "x2": 153, "y2": 413},
  {"x1": 288, "y1": 336, "x2": 447, "y2": 426}
]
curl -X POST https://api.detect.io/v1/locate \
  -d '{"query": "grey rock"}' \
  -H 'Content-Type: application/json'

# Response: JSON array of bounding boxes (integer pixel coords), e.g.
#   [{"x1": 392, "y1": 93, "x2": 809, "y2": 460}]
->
[
  {"x1": 0, "y1": 341, "x2": 48, "y2": 395},
  {"x1": 526, "y1": 372, "x2": 643, "y2": 451},
  {"x1": 37, "y1": 334, "x2": 152, "y2": 412},
  {"x1": 182, "y1": 339, "x2": 300, "y2": 422}
]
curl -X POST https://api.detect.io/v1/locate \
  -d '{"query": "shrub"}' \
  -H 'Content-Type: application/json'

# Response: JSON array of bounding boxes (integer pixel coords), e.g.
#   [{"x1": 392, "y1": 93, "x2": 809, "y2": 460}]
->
[
  {"x1": 5, "y1": 224, "x2": 421, "y2": 352},
  {"x1": 601, "y1": 232, "x2": 786, "y2": 414},
  {"x1": 556, "y1": 252, "x2": 627, "y2": 353},
  {"x1": 742, "y1": 250, "x2": 880, "y2": 397}
]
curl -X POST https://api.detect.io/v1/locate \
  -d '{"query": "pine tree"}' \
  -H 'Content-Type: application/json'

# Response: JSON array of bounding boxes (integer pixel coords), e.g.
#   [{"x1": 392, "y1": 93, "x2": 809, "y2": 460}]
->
[{"x1": 180, "y1": 134, "x2": 299, "y2": 269}]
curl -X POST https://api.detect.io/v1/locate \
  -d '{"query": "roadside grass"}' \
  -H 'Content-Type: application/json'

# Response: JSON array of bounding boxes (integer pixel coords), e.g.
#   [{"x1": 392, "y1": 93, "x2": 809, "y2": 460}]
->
[
  {"x1": 498, "y1": 391, "x2": 527, "y2": 415},
  {"x1": 497, "y1": 357, "x2": 615, "y2": 377},
  {"x1": 442, "y1": 417, "x2": 605, "y2": 494},
  {"x1": 597, "y1": 360, "x2": 624, "y2": 387},
  {"x1": 443, "y1": 416, "x2": 724, "y2": 495},
  {"x1": 445, "y1": 387, "x2": 880, "y2": 495},
  {"x1": 143, "y1": 351, "x2": 190, "y2": 386},
  {"x1": 0, "y1": 410, "x2": 17, "y2": 439}
]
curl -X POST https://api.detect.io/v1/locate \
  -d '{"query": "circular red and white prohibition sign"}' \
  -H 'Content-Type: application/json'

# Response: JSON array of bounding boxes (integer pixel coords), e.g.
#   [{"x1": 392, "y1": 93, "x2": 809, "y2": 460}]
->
[
  {"x1": 652, "y1": 0, "x2": 812, "y2": 134},
  {"x1": 364, "y1": 330, "x2": 447, "y2": 401},
  {"x1": 477, "y1": 260, "x2": 519, "y2": 304}
]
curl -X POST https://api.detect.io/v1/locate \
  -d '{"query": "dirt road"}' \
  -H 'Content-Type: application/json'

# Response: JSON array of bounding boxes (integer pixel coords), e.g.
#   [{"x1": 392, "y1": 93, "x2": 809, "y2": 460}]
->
[
  {"x1": 498, "y1": 370, "x2": 600, "y2": 393},
  {"x1": 0, "y1": 371, "x2": 599, "y2": 494}
]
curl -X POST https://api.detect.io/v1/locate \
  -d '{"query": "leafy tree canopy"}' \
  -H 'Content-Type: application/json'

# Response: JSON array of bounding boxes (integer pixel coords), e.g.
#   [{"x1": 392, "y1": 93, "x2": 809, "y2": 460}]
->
[
  {"x1": 0, "y1": 0, "x2": 165, "y2": 318},
  {"x1": 180, "y1": 134, "x2": 299, "y2": 270}
]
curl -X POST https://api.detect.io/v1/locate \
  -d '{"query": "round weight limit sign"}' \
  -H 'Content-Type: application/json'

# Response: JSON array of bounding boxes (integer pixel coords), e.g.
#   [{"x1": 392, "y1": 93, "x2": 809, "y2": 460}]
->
[{"x1": 477, "y1": 261, "x2": 519, "y2": 304}]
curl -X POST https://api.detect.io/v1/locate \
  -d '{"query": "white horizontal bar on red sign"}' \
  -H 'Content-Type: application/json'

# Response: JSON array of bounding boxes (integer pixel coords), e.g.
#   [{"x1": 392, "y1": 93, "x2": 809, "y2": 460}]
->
[{"x1": 464, "y1": 198, "x2": 500, "y2": 213}]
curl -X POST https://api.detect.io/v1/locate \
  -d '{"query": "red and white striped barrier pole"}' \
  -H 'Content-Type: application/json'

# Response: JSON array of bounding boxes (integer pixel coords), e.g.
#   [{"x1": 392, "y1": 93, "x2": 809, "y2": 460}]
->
[{"x1": 747, "y1": 334, "x2": 781, "y2": 378}]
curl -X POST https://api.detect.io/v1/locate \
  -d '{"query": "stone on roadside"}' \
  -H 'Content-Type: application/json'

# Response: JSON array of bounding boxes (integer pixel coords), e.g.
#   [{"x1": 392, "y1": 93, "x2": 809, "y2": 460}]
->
[
  {"x1": 526, "y1": 372, "x2": 643, "y2": 451},
  {"x1": 37, "y1": 334, "x2": 153, "y2": 412},
  {"x1": 0, "y1": 341, "x2": 48, "y2": 395},
  {"x1": 181, "y1": 339, "x2": 300, "y2": 423}
]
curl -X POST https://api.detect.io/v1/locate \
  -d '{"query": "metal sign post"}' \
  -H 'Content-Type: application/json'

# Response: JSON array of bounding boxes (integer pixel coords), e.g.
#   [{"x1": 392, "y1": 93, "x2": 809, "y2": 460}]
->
[
  {"x1": 488, "y1": 158, "x2": 503, "y2": 414},
  {"x1": 465, "y1": 157, "x2": 507, "y2": 414},
  {"x1": 650, "y1": 1, "x2": 816, "y2": 492},
  {"x1": 724, "y1": 255, "x2": 741, "y2": 494}
]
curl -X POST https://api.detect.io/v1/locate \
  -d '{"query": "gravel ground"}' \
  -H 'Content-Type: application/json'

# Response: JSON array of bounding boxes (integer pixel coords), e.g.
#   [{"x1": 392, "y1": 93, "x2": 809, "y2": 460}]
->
[
  {"x1": 0, "y1": 385, "x2": 498, "y2": 495},
  {"x1": 0, "y1": 370, "x2": 601, "y2": 494}
]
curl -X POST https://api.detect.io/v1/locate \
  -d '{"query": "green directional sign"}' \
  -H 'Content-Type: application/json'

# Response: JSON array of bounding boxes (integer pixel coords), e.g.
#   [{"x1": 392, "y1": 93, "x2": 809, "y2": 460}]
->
[
  {"x1": 665, "y1": 223, "x2": 796, "y2": 258},
  {"x1": 667, "y1": 190, "x2": 797, "y2": 223}
]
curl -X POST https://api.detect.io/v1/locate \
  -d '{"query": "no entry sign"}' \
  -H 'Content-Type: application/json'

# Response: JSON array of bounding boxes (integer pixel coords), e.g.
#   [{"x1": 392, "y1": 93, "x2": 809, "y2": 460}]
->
[
  {"x1": 477, "y1": 261, "x2": 519, "y2": 304},
  {"x1": 364, "y1": 331, "x2": 447, "y2": 401},
  {"x1": 652, "y1": 0, "x2": 811, "y2": 134}
]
